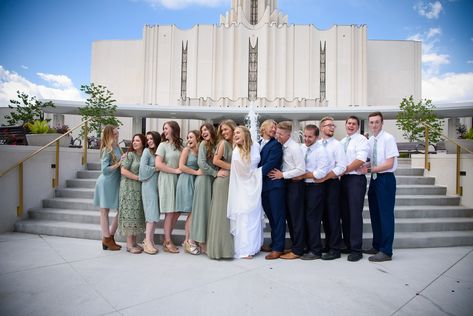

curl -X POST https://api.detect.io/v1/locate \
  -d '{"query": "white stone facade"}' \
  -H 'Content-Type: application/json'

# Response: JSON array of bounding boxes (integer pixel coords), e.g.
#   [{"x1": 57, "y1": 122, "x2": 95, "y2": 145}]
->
[{"x1": 90, "y1": 0, "x2": 421, "y2": 135}]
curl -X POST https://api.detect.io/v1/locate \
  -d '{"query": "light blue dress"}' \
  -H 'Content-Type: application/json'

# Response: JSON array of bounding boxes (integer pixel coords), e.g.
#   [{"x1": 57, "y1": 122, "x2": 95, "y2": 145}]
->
[
  {"x1": 139, "y1": 148, "x2": 160, "y2": 222},
  {"x1": 175, "y1": 150, "x2": 198, "y2": 213},
  {"x1": 93, "y1": 146, "x2": 122, "y2": 209},
  {"x1": 157, "y1": 142, "x2": 181, "y2": 213}
]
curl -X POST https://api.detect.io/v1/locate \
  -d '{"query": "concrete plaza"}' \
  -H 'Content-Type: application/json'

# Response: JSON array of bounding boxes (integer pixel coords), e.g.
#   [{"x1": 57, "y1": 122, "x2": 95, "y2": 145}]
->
[{"x1": 0, "y1": 232, "x2": 472, "y2": 316}]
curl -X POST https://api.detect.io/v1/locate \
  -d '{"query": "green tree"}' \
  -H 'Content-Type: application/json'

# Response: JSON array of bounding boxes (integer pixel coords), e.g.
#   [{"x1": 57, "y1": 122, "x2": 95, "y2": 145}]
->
[
  {"x1": 396, "y1": 96, "x2": 443, "y2": 144},
  {"x1": 3, "y1": 91, "x2": 55, "y2": 127},
  {"x1": 79, "y1": 83, "x2": 122, "y2": 137}
]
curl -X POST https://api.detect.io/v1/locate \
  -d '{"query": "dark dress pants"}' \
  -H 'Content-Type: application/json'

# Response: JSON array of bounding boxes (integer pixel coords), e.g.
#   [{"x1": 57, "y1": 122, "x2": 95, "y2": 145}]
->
[
  {"x1": 368, "y1": 172, "x2": 396, "y2": 257},
  {"x1": 322, "y1": 178, "x2": 342, "y2": 252},
  {"x1": 285, "y1": 180, "x2": 305, "y2": 256},
  {"x1": 262, "y1": 187, "x2": 286, "y2": 252},
  {"x1": 340, "y1": 174, "x2": 367, "y2": 253},
  {"x1": 304, "y1": 182, "x2": 325, "y2": 255}
]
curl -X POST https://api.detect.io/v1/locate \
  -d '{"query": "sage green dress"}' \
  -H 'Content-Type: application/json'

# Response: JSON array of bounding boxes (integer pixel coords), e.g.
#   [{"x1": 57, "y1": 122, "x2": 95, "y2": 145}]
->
[
  {"x1": 139, "y1": 148, "x2": 160, "y2": 222},
  {"x1": 190, "y1": 141, "x2": 218, "y2": 243},
  {"x1": 118, "y1": 151, "x2": 145, "y2": 235},
  {"x1": 175, "y1": 150, "x2": 198, "y2": 213},
  {"x1": 157, "y1": 142, "x2": 181, "y2": 213},
  {"x1": 207, "y1": 140, "x2": 234, "y2": 259}
]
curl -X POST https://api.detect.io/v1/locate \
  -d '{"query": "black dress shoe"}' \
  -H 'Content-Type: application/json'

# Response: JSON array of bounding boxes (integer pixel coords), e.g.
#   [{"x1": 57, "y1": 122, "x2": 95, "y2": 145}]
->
[
  {"x1": 347, "y1": 252, "x2": 363, "y2": 262},
  {"x1": 362, "y1": 248, "x2": 378, "y2": 255},
  {"x1": 340, "y1": 248, "x2": 351, "y2": 254},
  {"x1": 368, "y1": 252, "x2": 392, "y2": 262},
  {"x1": 321, "y1": 250, "x2": 341, "y2": 260},
  {"x1": 300, "y1": 252, "x2": 322, "y2": 260}
]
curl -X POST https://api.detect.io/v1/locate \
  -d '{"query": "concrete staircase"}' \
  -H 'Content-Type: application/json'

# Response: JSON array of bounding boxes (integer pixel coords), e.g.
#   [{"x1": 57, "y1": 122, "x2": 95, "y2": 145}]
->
[{"x1": 14, "y1": 159, "x2": 473, "y2": 248}]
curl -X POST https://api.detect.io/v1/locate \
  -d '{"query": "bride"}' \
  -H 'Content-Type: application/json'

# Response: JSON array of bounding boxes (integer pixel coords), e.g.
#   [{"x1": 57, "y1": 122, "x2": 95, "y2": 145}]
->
[{"x1": 227, "y1": 126, "x2": 264, "y2": 259}]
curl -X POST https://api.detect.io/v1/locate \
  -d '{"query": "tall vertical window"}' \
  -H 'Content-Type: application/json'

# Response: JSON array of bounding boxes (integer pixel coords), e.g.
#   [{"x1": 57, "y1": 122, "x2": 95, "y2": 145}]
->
[
  {"x1": 320, "y1": 41, "x2": 326, "y2": 100},
  {"x1": 250, "y1": 0, "x2": 258, "y2": 25},
  {"x1": 180, "y1": 40, "x2": 188, "y2": 100},
  {"x1": 248, "y1": 38, "x2": 258, "y2": 101}
]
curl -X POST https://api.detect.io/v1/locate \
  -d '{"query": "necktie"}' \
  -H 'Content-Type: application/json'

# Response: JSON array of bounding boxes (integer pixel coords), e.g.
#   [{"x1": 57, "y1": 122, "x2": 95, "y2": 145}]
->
[
  {"x1": 305, "y1": 147, "x2": 311, "y2": 164},
  {"x1": 322, "y1": 139, "x2": 327, "y2": 147},
  {"x1": 344, "y1": 136, "x2": 351, "y2": 153},
  {"x1": 372, "y1": 138, "x2": 378, "y2": 180}
]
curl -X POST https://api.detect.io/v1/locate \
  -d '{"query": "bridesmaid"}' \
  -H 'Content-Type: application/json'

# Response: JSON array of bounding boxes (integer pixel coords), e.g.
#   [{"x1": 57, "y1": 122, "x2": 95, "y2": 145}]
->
[
  {"x1": 207, "y1": 120, "x2": 236, "y2": 259},
  {"x1": 176, "y1": 130, "x2": 202, "y2": 255},
  {"x1": 139, "y1": 131, "x2": 161, "y2": 254},
  {"x1": 190, "y1": 123, "x2": 218, "y2": 254},
  {"x1": 156, "y1": 121, "x2": 183, "y2": 253},
  {"x1": 94, "y1": 125, "x2": 122, "y2": 251},
  {"x1": 119, "y1": 134, "x2": 146, "y2": 254}
]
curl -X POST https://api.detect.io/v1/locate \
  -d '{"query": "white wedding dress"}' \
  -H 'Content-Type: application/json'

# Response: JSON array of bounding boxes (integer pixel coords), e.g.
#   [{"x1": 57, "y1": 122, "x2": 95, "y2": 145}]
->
[{"x1": 227, "y1": 143, "x2": 264, "y2": 258}]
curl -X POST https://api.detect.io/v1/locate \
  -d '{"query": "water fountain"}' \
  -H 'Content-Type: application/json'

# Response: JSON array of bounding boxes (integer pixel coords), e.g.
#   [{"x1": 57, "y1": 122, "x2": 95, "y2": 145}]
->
[{"x1": 244, "y1": 101, "x2": 260, "y2": 143}]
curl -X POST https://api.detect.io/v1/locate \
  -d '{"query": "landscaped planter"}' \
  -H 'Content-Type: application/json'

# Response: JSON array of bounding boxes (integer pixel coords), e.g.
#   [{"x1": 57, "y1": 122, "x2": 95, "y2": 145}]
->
[
  {"x1": 26, "y1": 133, "x2": 71, "y2": 147},
  {"x1": 445, "y1": 139, "x2": 473, "y2": 154}
]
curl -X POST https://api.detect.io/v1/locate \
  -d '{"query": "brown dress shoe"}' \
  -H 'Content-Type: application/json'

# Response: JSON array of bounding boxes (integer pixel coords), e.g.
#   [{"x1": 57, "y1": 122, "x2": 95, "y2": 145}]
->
[
  {"x1": 260, "y1": 245, "x2": 272, "y2": 252},
  {"x1": 280, "y1": 251, "x2": 301, "y2": 260},
  {"x1": 265, "y1": 251, "x2": 283, "y2": 260}
]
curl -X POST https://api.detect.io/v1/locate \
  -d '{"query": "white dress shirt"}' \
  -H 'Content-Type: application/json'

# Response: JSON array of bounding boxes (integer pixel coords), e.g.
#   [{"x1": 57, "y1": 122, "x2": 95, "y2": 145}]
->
[
  {"x1": 281, "y1": 138, "x2": 305, "y2": 179},
  {"x1": 318, "y1": 137, "x2": 347, "y2": 177},
  {"x1": 369, "y1": 130, "x2": 399, "y2": 173},
  {"x1": 301, "y1": 142, "x2": 331, "y2": 183},
  {"x1": 340, "y1": 133, "x2": 369, "y2": 175}
]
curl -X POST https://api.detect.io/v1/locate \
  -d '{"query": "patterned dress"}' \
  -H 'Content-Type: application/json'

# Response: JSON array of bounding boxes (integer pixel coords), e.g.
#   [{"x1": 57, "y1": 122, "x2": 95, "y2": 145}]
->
[
  {"x1": 207, "y1": 140, "x2": 234, "y2": 259},
  {"x1": 157, "y1": 142, "x2": 181, "y2": 213},
  {"x1": 94, "y1": 146, "x2": 122, "y2": 209},
  {"x1": 139, "y1": 148, "x2": 160, "y2": 222},
  {"x1": 118, "y1": 151, "x2": 145, "y2": 235},
  {"x1": 175, "y1": 150, "x2": 198, "y2": 213},
  {"x1": 190, "y1": 141, "x2": 218, "y2": 243}
]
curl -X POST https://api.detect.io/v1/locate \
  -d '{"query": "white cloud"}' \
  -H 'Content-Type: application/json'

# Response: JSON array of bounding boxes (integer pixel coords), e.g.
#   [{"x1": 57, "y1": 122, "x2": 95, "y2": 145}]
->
[
  {"x1": 415, "y1": 1, "x2": 443, "y2": 19},
  {"x1": 427, "y1": 27, "x2": 441, "y2": 39},
  {"x1": 423, "y1": 72, "x2": 473, "y2": 102},
  {"x1": 143, "y1": 0, "x2": 226, "y2": 9},
  {"x1": 21, "y1": 65, "x2": 28, "y2": 70},
  {"x1": 468, "y1": 60, "x2": 473, "y2": 64},
  {"x1": 0, "y1": 66, "x2": 82, "y2": 107}
]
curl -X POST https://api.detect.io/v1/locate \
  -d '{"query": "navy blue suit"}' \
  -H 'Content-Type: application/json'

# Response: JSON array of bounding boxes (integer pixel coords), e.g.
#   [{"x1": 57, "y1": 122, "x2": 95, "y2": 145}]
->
[{"x1": 259, "y1": 138, "x2": 286, "y2": 252}]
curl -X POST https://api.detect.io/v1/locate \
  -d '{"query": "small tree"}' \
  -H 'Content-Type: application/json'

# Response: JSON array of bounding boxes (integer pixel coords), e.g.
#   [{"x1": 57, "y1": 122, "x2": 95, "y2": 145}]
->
[
  {"x1": 396, "y1": 96, "x2": 443, "y2": 144},
  {"x1": 3, "y1": 91, "x2": 55, "y2": 127},
  {"x1": 79, "y1": 83, "x2": 122, "y2": 137}
]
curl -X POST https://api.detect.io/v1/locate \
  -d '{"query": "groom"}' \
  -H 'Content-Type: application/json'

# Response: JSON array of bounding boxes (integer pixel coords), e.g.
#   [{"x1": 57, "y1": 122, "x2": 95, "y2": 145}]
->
[{"x1": 258, "y1": 119, "x2": 286, "y2": 260}]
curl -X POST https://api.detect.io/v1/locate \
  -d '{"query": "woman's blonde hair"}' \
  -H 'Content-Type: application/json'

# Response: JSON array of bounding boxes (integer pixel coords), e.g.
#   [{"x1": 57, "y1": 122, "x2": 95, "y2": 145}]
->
[
  {"x1": 217, "y1": 119, "x2": 237, "y2": 143},
  {"x1": 235, "y1": 126, "x2": 252, "y2": 162},
  {"x1": 259, "y1": 119, "x2": 276, "y2": 136},
  {"x1": 100, "y1": 125, "x2": 118, "y2": 163}
]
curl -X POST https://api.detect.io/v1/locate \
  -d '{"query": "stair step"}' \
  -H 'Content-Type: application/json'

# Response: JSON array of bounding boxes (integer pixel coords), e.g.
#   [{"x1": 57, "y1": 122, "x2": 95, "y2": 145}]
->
[
  {"x1": 368, "y1": 176, "x2": 435, "y2": 185},
  {"x1": 77, "y1": 170, "x2": 101, "y2": 179},
  {"x1": 66, "y1": 179, "x2": 96, "y2": 188},
  {"x1": 394, "y1": 168, "x2": 424, "y2": 176},
  {"x1": 395, "y1": 185, "x2": 446, "y2": 195},
  {"x1": 364, "y1": 195, "x2": 460, "y2": 206},
  {"x1": 14, "y1": 220, "x2": 473, "y2": 249},
  {"x1": 55, "y1": 188, "x2": 94, "y2": 199},
  {"x1": 363, "y1": 205, "x2": 473, "y2": 218},
  {"x1": 87, "y1": 163, "x2": 101, "y2": 171},
  {"x1": 43, "y1": 198, "x2": 97, "y2": 211},
  {"x1": 363, "y1": 218, "x2": 473, "y2": 232}
]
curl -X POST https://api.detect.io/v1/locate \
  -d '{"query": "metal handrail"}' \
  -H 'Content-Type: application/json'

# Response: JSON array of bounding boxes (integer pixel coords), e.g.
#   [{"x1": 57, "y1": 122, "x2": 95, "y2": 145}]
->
[
  {"x1": 423, "y1": 123, "x2": 472, "y2": 196},
  {"x1": 0, "y1": 119, "x2": 91, "y2": 216}
]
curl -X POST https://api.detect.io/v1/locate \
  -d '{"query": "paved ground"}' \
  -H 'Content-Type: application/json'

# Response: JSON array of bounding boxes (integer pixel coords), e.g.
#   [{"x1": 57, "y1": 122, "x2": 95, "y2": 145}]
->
[{"x1": 0, "y1": 232, "x2": 472, "y2": 316}]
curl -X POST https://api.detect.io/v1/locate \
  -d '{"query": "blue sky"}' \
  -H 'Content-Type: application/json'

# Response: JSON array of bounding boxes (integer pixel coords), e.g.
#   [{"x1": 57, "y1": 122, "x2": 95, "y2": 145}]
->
[{"x1": 1, "y1": 0, "x2": 472, "y2": 105}]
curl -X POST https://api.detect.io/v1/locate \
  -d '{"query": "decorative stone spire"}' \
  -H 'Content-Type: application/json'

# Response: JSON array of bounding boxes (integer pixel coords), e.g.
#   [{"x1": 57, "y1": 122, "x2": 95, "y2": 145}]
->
[{"x1": 220, "y1": 0, "x2": 288, "y2": 27}]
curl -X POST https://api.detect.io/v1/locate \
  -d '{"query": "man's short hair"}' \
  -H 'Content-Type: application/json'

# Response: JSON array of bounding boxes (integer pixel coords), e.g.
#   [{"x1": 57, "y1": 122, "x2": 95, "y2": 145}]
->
[
  {"x1": 277, "y1": 121, "x2": 292, "y2": 132},
  {"x1": 320, "y1": 116, "x2": 334, "y2": 126},
  {"x1": 260, "y1": 119, "x2": 276, "y2": 136},
  {"x1": 304, "y1": 124, "x2": 319, "y2": 137},
  {"x1": 345, "y1": 115, "x2": 360, "y2": 126},
  {"x1": 368, "y1": 111, "x2": 384, "y2": 122}
]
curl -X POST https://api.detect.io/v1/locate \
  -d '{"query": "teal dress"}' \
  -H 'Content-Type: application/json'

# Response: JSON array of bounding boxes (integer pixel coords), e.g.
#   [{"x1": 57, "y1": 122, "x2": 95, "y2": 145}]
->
[
  {"x1": 139, "y1": 148, "x2": 160, "y2": 222},
  {"x1": 118, "y1": 151, "x2": 145, "y2": 235},
  {"x1": 176, "y1": 150, "x2": 198, "y2": 213},
  {"x1": 157, "y1": 142, "x2": 181, "y2": 213},
  {"x1": 207, "y1": 141, "x2": 234, "y2": 259},
  {"x1": 190, "y1": 141, "x2": 218, "y2": 243},
  {"x1": 94, "y1": 146, "x2": 122, "y2": 209}
]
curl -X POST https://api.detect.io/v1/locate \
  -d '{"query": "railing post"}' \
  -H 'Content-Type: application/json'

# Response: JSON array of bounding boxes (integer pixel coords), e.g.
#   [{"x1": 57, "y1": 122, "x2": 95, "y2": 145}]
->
[
  {"x1": 424, "y1": 126, "x2": 430, "y2": 171},
  {"x1": 53, "y1": 140, "x2": 60, "y2": 188},
  {"x1": 17, "y1": 162, "x2": 23, "y2": 217},
  {"x1": 82, "y1": 120, "x2": 88, "y2": 166},
  {"x1": 456, "y1": 144, "x2": 463, "y2": 196}
]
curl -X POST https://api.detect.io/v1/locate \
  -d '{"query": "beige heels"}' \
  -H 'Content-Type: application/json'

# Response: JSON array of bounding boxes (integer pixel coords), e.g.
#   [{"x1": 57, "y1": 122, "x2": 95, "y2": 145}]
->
[
  {"x1": 163, "y1": 240, "x2": 179, "y2": 253},
  {"x1": 143, "y1": 239, "x2": 158, "y2": 255}
]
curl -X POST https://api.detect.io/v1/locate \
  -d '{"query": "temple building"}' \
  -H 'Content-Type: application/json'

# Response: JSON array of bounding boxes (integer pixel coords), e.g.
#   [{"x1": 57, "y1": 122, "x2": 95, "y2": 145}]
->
[{"x1": 90, "y1": 0, "x2": 421, "y2": 134}]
